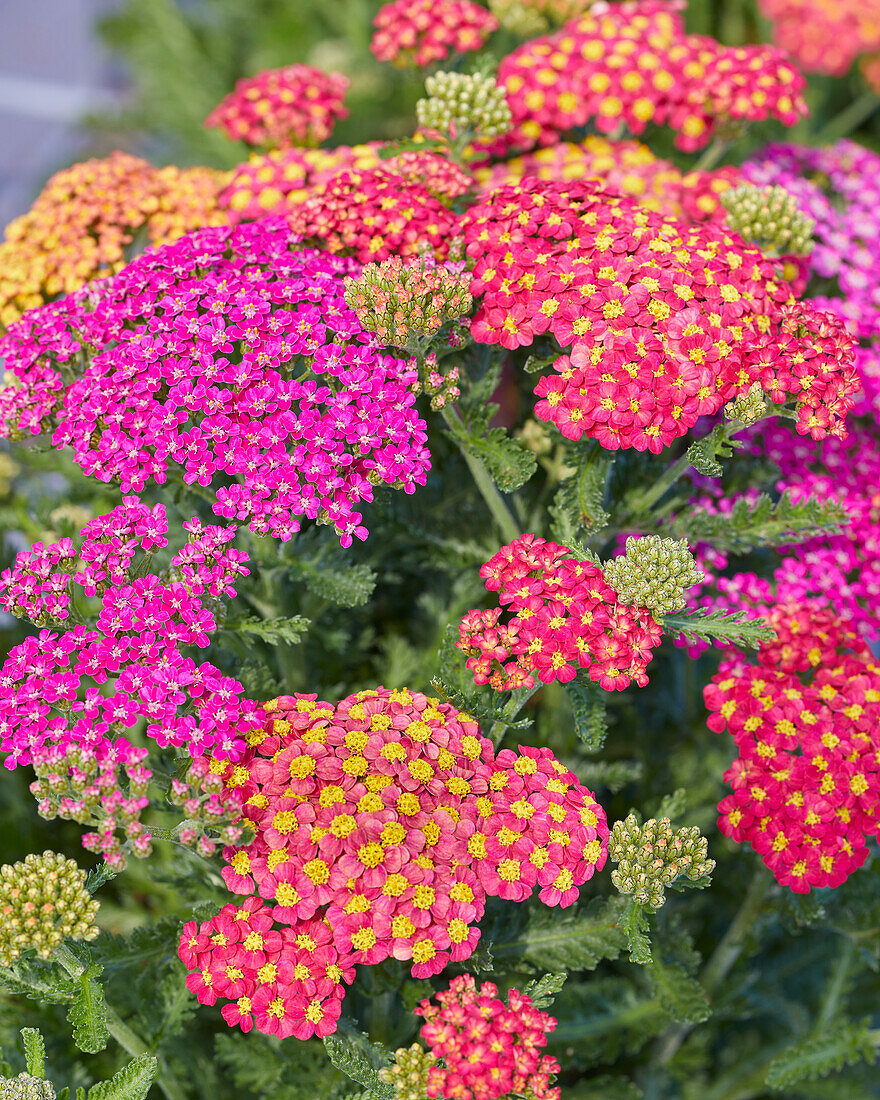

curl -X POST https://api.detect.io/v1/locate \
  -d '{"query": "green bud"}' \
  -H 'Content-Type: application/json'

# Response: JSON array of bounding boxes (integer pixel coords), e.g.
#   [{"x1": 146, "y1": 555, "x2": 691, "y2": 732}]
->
[
  {"x1": 0, "y1": 1074, "x2": 56, "y2": 1100},
  {"x1": 416, "y1": 72, "x2": 512, "y2": 143},
  {"x1": 725, "y1": 381, "x2": 767, "y2": 426},
  {"x1": 721, "y1": 183, "x2": 815, "y2": 257},
  {"x1": 609, "y1": 814, "x2": 715, "y2": 910},
  {"x1": 378, "y1": 1043, "x2": 436, "y2": 1100},
  {"x1": 604, "y1": 536, "x2": 704, "y2": 617}
]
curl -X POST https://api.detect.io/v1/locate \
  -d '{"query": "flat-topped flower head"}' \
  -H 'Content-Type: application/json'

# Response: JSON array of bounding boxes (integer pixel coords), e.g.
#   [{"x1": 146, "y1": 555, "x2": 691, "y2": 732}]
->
[
  {"x1": 609, "y1": 814, "x2": 715, "y2": 909},
  {"x1": 604, "y1": 536, "x2": 705, "y2": 617},
  {"x1": 371, "y1": 0, "x2": 498, "y2": 67}
]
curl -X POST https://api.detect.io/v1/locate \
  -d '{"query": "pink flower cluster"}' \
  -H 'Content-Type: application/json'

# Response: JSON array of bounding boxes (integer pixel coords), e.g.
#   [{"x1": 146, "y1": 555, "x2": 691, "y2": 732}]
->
[
  {"x1": 705, "y1": 602, "x2": 880, "y2": 893},
  {"x1": 493, "y1": 1, "x2": 808, "y2": 156},
  {"x1": 0, "y1": 219, "x2": 430, "y2": 546},
  {"x1": 415, "y1": 974, "x2": 561, "y2": 1100},
  {"x1": 205, "y1": 64, "x2": 350, "y2": 148},
  {"x1": 758, "y1": 0, "x2": 880, "y2": 84},
  {"x1": 370, "y1": 0, "x2": 498, "y2": 67},
  {"x1": 458, "y1": 535, "x2": 662, "y2": 691},
  {"x1": 178, "y1": 688, "x2": 608, "y2": 1038}
]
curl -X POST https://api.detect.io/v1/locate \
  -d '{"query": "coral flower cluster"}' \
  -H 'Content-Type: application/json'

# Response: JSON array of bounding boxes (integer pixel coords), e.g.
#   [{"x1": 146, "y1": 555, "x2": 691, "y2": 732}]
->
[
  {"x1": 0, "y1": 219, "x2": 430, "y2": 545},
  {"x1": 493, "y1": 1, "x2": 807, "y2": 155},
  {"x1": 462, "y1": 178, "x2": 856, "y2": 452},
  {"x1": 204, "y1": 64, "x2": 350, "y2": 148},
  {"x1": 0, "y1": 153, "x2": 228, "y2": 327},
  {"x1": 370, "y1": 0, "x2": 498, "y2": 67},
  {"x1": 414, "y1": 973, "x2": 561, "y2": 1100},
  {"x1": 758, "y1": 0, "x2": 880, "y2": 86},
  {"x1": 0, "y1": 500, "x2": 260, "y2": 863},
  {"x1": 458, "y1": 535, "x2": 663, "y2": 691},
  {"x1": 705, "y1": 603, "x2": 880, "y2": 892},
  {"x1": 178, "y1": 688, "x2": 608, "y2": 1038}
]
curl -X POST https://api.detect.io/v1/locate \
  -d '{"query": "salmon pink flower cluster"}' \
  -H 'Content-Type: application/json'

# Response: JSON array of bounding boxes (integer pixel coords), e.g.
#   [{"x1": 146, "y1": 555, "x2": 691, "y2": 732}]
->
[
  {"x1": 204, "y1": 64, "x2": 350, "y2": 148},
  {"x1": 0, "y1": 219, "x2": 430, "y2": 546},
  {"x1": 458, "y1": 535, "x2": 662, "y2": 691},
  {"x1": 758, "y1": 0, "x2": 880, "y2": 84},
  {"x1": 177, "y1": 687, "x2": 608, "y2": 1037},
  {"x1": 705, "y1": 603, "x2": 880, "y2": 892},
  {"x1": 287, "y1": 167, "x2": 459, "y2": 263},
  {"x1": 370, "y1": 0, "x2": 498, "y2": 67},
  {"x1": 493, "y1": 1, "x2": 807, "y2": 155},
  {"x1": 414, "y1": 973, "x2": 561, "y2": 1100}
]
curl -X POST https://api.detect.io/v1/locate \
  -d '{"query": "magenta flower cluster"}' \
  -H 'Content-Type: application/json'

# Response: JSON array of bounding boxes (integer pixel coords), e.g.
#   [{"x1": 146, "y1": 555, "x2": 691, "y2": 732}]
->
[{"x1": 0, "y1": 219, "x2": 430, "y2": 546}]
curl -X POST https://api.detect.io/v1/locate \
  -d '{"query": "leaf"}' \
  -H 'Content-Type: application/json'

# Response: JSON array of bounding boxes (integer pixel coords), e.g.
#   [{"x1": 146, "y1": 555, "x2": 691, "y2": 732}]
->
[
  {"x1": 0, "y1": 961, "x2": 80, "y2": 1005},
  {"x1": 287, "y1": 559, "x2": 377, "y2": 608},
  {"x1": 618, "y1": 899, "x2": 653, "y2": 965},
  {"x1": 550, "y1": 446, "x2": 611, "y2": 540},
  {"x1": 648, "y1": 958, "x2": 710, "y2": 1024},
  {"x1": 443, "y1": 409, "x2": 536, "y2": 493},
  {"x1": 520, "y1": 972, "x2": 567, "y2": 1009},
  {"x1": 566, "y1": 1076, "x2": 643, "y2": 1100},
  {"x1": 493, "y1": 897, "x2": 627, "y2": 972},
  {"x1": 323, "y1": 1031, "x2": 393, "y2": 1099},
  {"x1": 87, "y1": 1054, "x2": 159, "y2": 1100},
  {"x1": 20, "y1": 1029, "x2": 45, "y2": 1078},
  {"x1": 685, "y1": 423, "x2": 744, "y2": 477},
  {"x1": 765, "y1": 1021, "x2": 878, "y2": 1090},
  {"x1": 662, "y1": 607, "x2": 776, "y2": 649},
  {"x1": 85, "y1": 862, "x2": 119, "y2": 895},
  {"x1": 68, "y1": 964, "x2": 109, "y2": 1054},
  {"x1": 577, "y1": 759, "x2": 643, "y2": 794},
  {"x1": 565, "y1": 675, "x2": 609, "y2": 752},
  {"x1": 222, "y1": 614, "x2": 310, "y2": 647}
]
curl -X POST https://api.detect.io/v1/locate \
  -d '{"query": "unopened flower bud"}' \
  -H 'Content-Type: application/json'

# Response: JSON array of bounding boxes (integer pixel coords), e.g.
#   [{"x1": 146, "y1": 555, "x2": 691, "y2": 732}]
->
[
  {"x1": 725, "y1": 382, "x2": 767, "y2": 426},
  {"x1": 721, "y1": 183, "x2": 814, "y2": 257},
  {"x1": 379, "y1": 1043, "x2": 437, "y2": 1100},
  {"x1": 609, "y1": 814, "x2": 715, "y2": 909},
  {"x1": 416, "y1": 71, "x2": 512, "y2": 142},
  {"x1": 604, "y1": 536, "x2": 704, "y2": 617},
  {"x1": 0, "y1": 1073, "x2": 56, "y2": 1100}
]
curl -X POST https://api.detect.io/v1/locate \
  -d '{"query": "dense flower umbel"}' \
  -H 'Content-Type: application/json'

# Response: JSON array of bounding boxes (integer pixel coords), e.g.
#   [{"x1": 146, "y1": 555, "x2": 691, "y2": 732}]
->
[
  {"x1": 604, "y1": 536, "x2": 704, "y2": 617},
  {"x1": 379, "y1": 1043, "x2": 437, "y2": 1100},
  {"x1": 705, "y1": 603, "x2": 880, "y2": 892},
  {"x1": 489, "y1": 0, "x2": 595, "y2": 35},
  {"x1": 721, "y1": 183, "x2": 814, "y2": 257},
  {"x1": 458, "y1": 535, "x2": 662, "y2": 691},
  {"x1": 0, "y1": 219, "x2": 430, "y2": 546},
  {"x1": 370, "y1": 0, "x2": 498, "y2": 67},
  {"x1": 461, "y1": 178, "x2": 857, "y2": 452},
  {"x1": 287, "y1": 167, "x2": 460, "y2": 264},
  {"x1": 343, "y1": 256, "x2": 472, "y2": 350},
  {"x1": 0, "y1": 501, "x2": 261, "y2": 863},
  {"x1": 609, "y1": 814, "x2": 715, "y2": 909},
  {"x1": 0, "y1": 1076, "x2": 55, "y2": 1100},
  {"x1": 204, "y1": 65, "x2": 350, "y2": 148},
  {"x1": 416, "y1": 72, "x2": 512, "y2": 144},
  {"x1": 414, "y1": 974, "x2": 561, "y2": 1100},
  {"x1": 0, "y1": 851, "x2": 100, "y2": 965},
  {"x1": 492, "y1": 2, "x2": 807, "y2": 156},
  {"x1": 758, "y1": 0, "x2": 880, "y2": 84},
  {"x1": 0, "y1": 153, "x2": 228, "y2": 327},
  {"x1": 178, "y1": 689, "x2": 608, "y2": 1038}
]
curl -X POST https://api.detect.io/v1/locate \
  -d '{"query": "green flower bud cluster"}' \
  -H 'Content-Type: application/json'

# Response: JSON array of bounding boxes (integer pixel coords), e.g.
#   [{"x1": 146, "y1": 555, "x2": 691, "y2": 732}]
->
[
  {"x1": 489, "y1": 0, "x2": 549, "y2": 35},
  {"x1": 344, "y1": 255, "x2": 472, "y2": 351},
  {"x1": 610, "y1": 815, "x2": 715, "y2": 910},
  {"x1": 604, "y1": 536, "x2": 704, "y2": 617},
  {"x1": 0, "y1": 851, "x2": 100, "y2": 966},
  {"x1": 0, "y1": 1074, "x2": 56, "y2": 1100},
  {"x1": 416, "y1": 72, "x2": 512, "y2": 143},
  {"x1": 721, "y1": 183, "x2": 815, "y2": 257},
  {"x1": 378, "y1": 1044, "x2": 436, "y2": 1100},
  {"x1": 725, "y1": 381, "x2": 768, "y2": 426}
]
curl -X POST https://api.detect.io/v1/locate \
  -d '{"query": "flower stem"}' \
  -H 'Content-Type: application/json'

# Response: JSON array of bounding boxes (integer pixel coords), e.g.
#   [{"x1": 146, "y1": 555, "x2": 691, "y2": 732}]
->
[
  {"x1": 440, "y1": 405, "x2": 521, "y2": 543},
  {"x1": 813, "y1": 90, "x2": 880, "y2": 145},
  {"x1": 487, "y1": 683, "x2": 540, "y2": 746},
  {"x1": 693, "y1": 137, "x2": 729, "y2": 172}
]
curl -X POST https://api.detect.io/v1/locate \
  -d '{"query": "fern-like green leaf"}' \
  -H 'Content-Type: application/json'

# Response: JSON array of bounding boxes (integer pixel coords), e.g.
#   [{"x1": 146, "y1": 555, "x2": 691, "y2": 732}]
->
[
  {"x1": 520, "y1": 972, "x2": 567, "y2": 1009},
  {"x1": 323, "y1": 1031, "x2": 393, "y2": 1099},
  {"x1": 20, "y1": 1029, "x2": 45, "y2": 1078},
  {"x1": 685, "y1": 424, "x2": 744, "y2": 477},
  {"x1": 550, "y1": 446, "x2": 611, "y2": 540},
  {"x1": 662, "y1": 608, "x2": 776, "y2": 649},
  {"x1": 493, "y1": 898, "x2": 626, "y2": 972},
  {"x1": 618, "y1": 899, "x2": 653, "y2": 965},
  {"x1": 649, "y1": 958, "x2": 710, "y2": 1024},
  {"x1": 222, "y1": 614, "x2": 310, "y2": 647},
  {"x1": 87, "y1": 1054, "x2": 158, "y2": 1100},
  {"x1": 565, "y1": 676, "x2": 609, "y2": 752},
  {"x1": 765, "y1": 1021, "x2": 878, "y2": 1090},
  {"x1": 287, "y1": 559, "x2": 377, "y2": 607},
  {"x1": 670, "y1": 490, "x2": 848, "y2": 552},
  {"x1": 68, "y1": 964, "x2": 109, "y2": 1054}
]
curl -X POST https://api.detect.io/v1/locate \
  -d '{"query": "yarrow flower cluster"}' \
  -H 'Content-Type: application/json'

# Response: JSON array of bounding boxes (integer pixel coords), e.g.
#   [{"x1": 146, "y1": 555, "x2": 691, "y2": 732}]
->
[
  {"x1": 609, "y1": 814, "x2": 715, "y2": 909},
  {"x1": 489, "y1": 0, "x2": 594, "y2": 35},
  {"x1": 0, "y1": 219, "x2": 430, "y2": 545},
  {"x1": 204, "y1": 65, "x2": 350, "y2": 148},
  {"x1": 0, "y1": 153, "x2": 228, "y2": 327},
  {"x1": 343, "y1": 255, "x2": 472, "y2": 350},
  {"x1": 458, "y1": 535, "x2": 663, "y2": 691},
  {"x1": 0, "y1": 500, "x2": 261, "y2": 863},
  {"x1": 413, "y1": 973, "x2": 561, "y2": 1100},
  {"x1": 604, "y1": 536, "x2": 704, "y2": 617},
  {"x1": 758, "y1": 0, "x2": 880, "y2": 88},
  {"x1": 416, "y1": 71, "x2": 513, "y2": 144},
  {"x1": 492, "y1": 1, "x2": 808, "y2": 155},
  {"x1": 0, "y1": 851, "x2": 100, "y2": 965},
  {"x1": 178, "y1": 688, "x2": 608, "y2": 1037},
  {"x1": 371, "y1": 0, "x2": 498, "y2": 67},
  {"x1": 721, "y1": 183, "x2": 815, "y2": 257},
  {"x1": 705, "y1": 603, "x2": 880, "y2": 892}
]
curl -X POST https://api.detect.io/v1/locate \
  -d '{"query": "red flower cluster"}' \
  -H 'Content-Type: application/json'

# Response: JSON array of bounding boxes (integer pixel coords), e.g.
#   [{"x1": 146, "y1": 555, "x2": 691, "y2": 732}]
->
[
  {"x1": 205, "y1": 64, "x2": 349, "y2": 148},
  {"x1": 415, "y1": 974, "x2": 561, "y2": 1100},
  {"x1": 458, "y1": 535, "x2": 662, "y2": 691},
  {"x1": 462, "y1": 178, "x2": 856, "y2": 452},
  {"x1": 178, "y1": 688, "x2": 608, "y2": 1037},
  {"x1": 286, "y1": 167, "x2": 460, "y2": 262},
  {"x1": 705, "y1": 603, "x2": 880, "y2": 892},
  {"x1": 371, "y1": 0, "x2": 498, "y2": 67},
  {"x1": 493, "y1": 1, "x2": 807, "y2": 155}
]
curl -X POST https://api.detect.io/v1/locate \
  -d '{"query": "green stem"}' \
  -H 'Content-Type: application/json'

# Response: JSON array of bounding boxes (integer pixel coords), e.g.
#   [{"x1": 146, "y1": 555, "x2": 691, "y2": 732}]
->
[
  {"x1": 440, "y1": 405, "x2": 521, "y2": 543},
  {"x1": 693, "y1": 137, "x2": 729, "y2": 172},
  {"x1": 814, "y1": 938, "x2": 854, "y2": 1033},
  {"x1": 814, "y1": 90, "x2": 880, "y2": 144},
  {"x1": 487, "y1": 683, "x2": 540, "y2": 746},
  {"x1": 54, "y1": 945, "x2": 187, "y2": 1100}
]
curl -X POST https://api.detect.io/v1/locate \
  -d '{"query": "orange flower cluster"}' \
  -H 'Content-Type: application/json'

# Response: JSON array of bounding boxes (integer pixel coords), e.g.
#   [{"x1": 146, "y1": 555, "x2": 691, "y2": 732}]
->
[
  {"x1": 0, "y1": 152, "x2": 228, "y2": 328},
  {"x1": 759, "y1": 0, "x2": 880, "y2": 89},
  {"x1": 493, "y1": 0, "x2": 808, "y2": 154}
]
